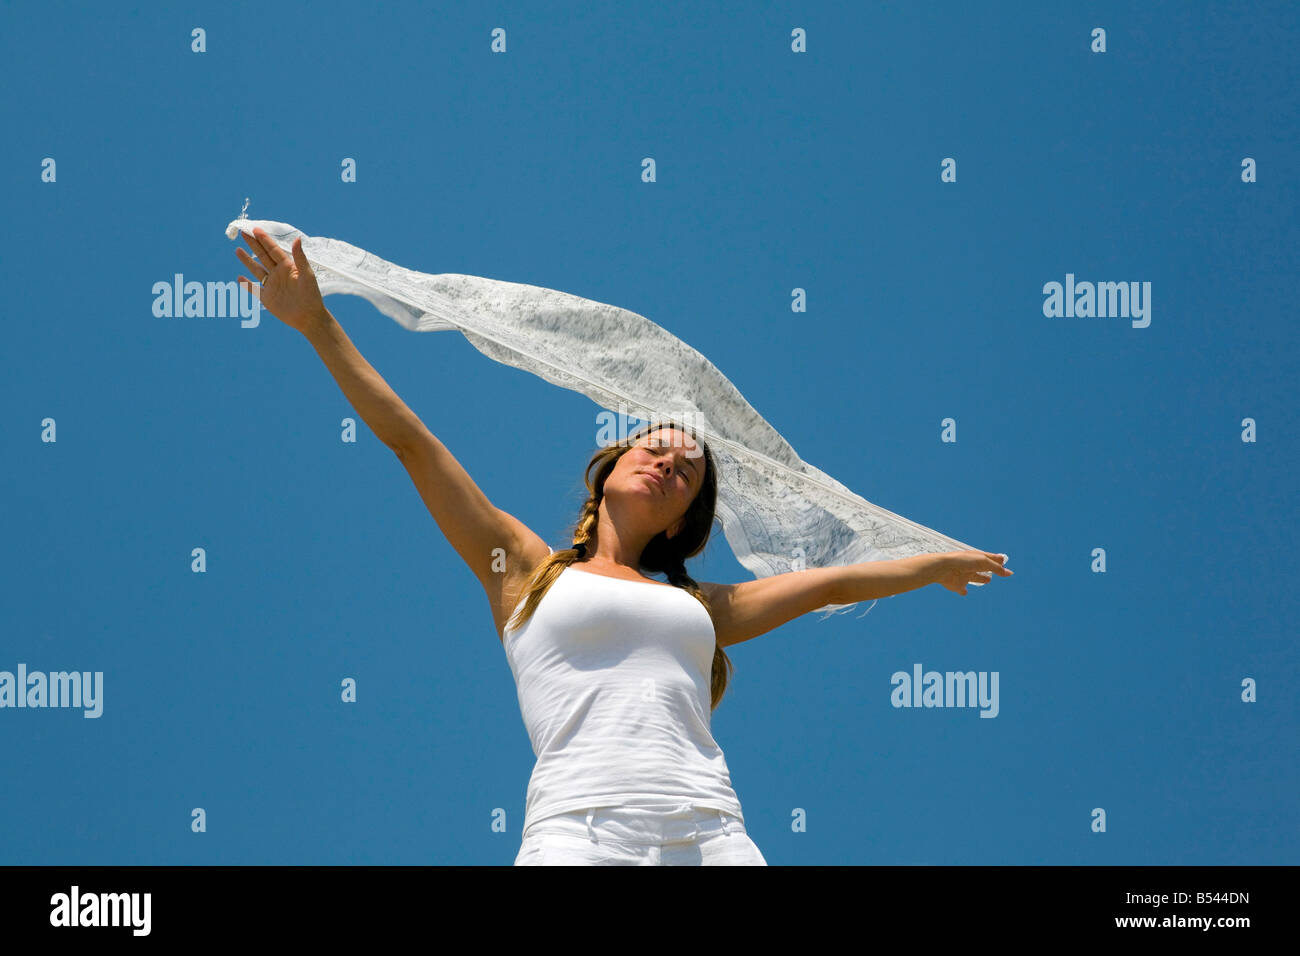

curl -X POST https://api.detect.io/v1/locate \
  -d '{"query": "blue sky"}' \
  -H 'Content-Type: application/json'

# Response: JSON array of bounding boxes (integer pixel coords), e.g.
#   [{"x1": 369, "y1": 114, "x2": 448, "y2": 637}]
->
[{"x1": 1, "y1": 0, "x2": 1295, "y2": 865}]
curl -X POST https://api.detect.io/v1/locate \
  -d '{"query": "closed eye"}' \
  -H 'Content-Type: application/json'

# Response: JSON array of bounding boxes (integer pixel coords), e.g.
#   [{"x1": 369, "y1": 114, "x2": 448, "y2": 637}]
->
[{"x1": 646, "y1": 443, "x2": 699, "y2": 486}]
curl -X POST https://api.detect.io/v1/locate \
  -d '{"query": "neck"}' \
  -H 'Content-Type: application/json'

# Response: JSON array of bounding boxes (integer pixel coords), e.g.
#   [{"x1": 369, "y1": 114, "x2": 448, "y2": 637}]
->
[{"x1": 585, "y1": 507, "x2": 666, "y2": 569}]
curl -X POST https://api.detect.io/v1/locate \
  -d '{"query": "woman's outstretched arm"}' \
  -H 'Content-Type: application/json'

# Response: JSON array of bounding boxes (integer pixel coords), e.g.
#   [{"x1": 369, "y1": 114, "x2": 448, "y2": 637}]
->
[
  {"x1": 703, "y1": 552, "x2": 1012, "y2": 648},
  {"x1": 236, "y1": 226, "x2": 424, "y2": 453},
  {"x1": 299, "y1": 306, "x2": 426, "y2": 455},
  {"x1": 235, "y1": 227, "x2": 546, "y2": 593},
  {"x1": 302, "y1": 308, "x2": 547, "y2": 584}
]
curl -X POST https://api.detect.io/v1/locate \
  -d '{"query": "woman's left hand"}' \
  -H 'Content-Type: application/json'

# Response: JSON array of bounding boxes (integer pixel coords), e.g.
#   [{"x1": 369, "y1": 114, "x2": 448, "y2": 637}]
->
[{"x1": 936, "y1": 551, "x2": 1014, "y2": 595}]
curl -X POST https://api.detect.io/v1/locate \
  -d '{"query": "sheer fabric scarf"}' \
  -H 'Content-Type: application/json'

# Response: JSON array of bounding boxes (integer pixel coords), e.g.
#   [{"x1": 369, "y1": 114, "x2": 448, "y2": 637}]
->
[{"x1": 225, "y1": 217, "x2": 980, "y2": 618}]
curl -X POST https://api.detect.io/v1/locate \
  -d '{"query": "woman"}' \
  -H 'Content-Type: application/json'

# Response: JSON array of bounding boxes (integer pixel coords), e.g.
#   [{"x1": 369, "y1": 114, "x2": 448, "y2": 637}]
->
[{"x1": 235, "y1": 227, "x2": 1013, "y2": 865}]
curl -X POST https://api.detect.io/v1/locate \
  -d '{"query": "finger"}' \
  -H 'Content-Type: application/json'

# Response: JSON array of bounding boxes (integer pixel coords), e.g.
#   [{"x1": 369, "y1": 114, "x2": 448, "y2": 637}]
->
[
  {"x1": 236, "y1": 275, "x2": 265, "y2": 301},
  {"x1": 240, "y1": 228, "x2": 272, "y2": 265},
  {"x1": 253, "y1": 226, "x2": 290, "y2": 267},
  {"x1": 985, "y1": 553, "x2": 1012, "y2": 574},
  {"x1": 240, "y1": 235, "x2": 278, "y2": 279},
  {"x1": 236, "y1": 247, "x2": 269, "y2": 280},
  {"x1": 291, "y1": 235, "x2": 313, "y2": 275}
]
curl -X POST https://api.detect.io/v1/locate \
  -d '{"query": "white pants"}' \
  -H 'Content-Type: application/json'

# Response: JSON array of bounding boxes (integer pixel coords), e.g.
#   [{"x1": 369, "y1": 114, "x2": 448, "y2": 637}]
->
[{"x1": 514, "y1": 802, "x2": 768, "y2": 866}]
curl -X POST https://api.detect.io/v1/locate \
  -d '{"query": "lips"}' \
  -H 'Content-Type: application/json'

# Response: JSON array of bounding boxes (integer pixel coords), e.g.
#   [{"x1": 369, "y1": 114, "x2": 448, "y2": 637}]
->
[{"x1": 639, "y1": 472, "x2": 664, "y2": 492}]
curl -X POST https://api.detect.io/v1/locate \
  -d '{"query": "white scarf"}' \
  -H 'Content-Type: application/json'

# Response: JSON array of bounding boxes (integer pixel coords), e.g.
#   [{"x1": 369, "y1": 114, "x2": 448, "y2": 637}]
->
[{"x1": 226, "y1": 216, "x2": 980, "y2": 618}]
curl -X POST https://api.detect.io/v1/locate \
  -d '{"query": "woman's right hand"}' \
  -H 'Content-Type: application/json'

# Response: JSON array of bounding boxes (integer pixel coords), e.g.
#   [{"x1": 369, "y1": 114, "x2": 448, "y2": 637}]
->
[{"x1": 235, "y1": 226, "x2": 326, "y2": 334}]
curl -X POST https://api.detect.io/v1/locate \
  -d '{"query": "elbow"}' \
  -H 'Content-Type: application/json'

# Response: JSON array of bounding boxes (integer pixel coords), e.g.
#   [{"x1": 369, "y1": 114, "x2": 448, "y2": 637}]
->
[
  {"x1": 387, "y1": 426, "x2": 425, "y2": 461},
  {"x1": 389, "y1": 422, "x2": 437, "y2": 464}
]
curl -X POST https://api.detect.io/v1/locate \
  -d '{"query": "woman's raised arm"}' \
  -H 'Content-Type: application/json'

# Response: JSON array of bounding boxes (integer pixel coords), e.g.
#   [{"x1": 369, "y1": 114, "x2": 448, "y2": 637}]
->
[
  {"x1": 235, "y1": 227, "x2": 546, "y2": 592},
  {"x1": 236, "y1": 226, "x2": 428, "y2": 455}
]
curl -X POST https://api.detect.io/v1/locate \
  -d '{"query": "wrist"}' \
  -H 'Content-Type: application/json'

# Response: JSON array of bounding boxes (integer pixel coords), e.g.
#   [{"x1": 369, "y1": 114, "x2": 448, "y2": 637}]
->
[
  {"x1": 300, "y1": 305, "x2": 334, "y2": 340},
  {"x1": 926, "y1": 552, "x2": 954, "y2": 586}
]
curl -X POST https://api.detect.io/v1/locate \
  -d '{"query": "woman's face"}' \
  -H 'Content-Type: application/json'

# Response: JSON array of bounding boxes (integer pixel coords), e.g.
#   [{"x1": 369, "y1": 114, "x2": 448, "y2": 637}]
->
[{"x1": 612, "y1": 427, "x2": 706, "y2": 538}]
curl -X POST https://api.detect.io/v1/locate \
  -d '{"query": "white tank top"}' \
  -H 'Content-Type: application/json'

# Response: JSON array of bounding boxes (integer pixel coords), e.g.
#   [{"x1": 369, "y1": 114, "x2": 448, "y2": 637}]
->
[{"x1": 503, "y1": 548, "x2": 746, "y2": 831}]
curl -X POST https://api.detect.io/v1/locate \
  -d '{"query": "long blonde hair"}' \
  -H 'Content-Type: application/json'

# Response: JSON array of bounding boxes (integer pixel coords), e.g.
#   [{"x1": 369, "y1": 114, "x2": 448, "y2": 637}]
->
[{"x1": 506, "y1": 420, "x2": 734, "y2": 711}]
